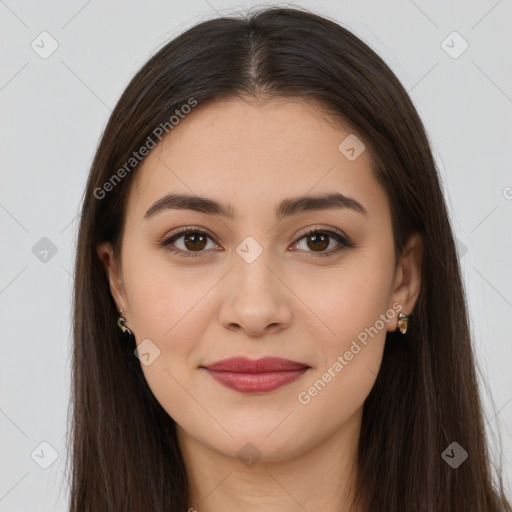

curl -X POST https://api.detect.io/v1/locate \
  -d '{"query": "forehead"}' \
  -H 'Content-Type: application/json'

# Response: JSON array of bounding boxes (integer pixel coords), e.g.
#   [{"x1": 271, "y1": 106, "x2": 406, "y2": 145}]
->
[{"x1": 127, "y1": 97, "x2": 387, "y2": 223}]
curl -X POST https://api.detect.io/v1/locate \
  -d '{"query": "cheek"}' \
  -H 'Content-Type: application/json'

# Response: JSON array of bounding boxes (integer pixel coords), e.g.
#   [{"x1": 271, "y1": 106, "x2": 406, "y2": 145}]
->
[
  {"x1": 123, "y1": 259, "x2": 218, "y2": 423},
  {"x1": 292, "y1": 276, "x2": 391, "y2": 430},
  {"x1": 292, "y1": 261, "x2": 393, "y2": 350},
  {"x1": 122, "y1": 240, "x2": 209, "y2": 337},
  {"x1": 121, "y1": 246, "x2": 220, "y2": 370},
  {"x1": 291, "y1": 257, "x2": 393, "y2": 407},
  {"x1": 126, "y1": 271, "x2": 217, "y2": 367}
]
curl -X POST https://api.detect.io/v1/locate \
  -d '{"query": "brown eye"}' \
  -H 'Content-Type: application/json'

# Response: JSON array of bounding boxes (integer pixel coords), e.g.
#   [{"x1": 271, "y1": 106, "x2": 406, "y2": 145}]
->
[
  {"x1": 293, "y1": 229, "x2": 350, "y2": 257},
  {"x1": 304, "y1": 232, "x2": 330, "y2": 252},
  {"x1": 182, "y1": 232, "x2": 207, "y2": 251},
  {"x1": 161, "y1": 226, "x2": 354, "y2": 259},
  {"x1": 160, "y1": 228, "x2": 217, "y2": 258}
]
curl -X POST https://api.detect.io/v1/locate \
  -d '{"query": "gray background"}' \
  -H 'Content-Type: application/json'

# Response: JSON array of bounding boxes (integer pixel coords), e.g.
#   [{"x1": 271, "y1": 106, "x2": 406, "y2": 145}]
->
[{"x1": 1, "y1": 0, "x2": 511, "y2": 509}]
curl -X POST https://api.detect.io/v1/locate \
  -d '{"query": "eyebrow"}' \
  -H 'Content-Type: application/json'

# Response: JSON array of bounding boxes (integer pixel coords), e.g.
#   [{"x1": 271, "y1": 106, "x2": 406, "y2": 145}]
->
[{"x1": 144, "y1": 192, "x2": 369, "y2": 220}]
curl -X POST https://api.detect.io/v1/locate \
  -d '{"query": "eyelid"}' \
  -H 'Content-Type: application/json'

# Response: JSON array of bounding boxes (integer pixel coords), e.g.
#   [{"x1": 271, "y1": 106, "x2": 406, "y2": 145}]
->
[{"x1": 294, "y1": 225, "x2": 348, "y2": 243}]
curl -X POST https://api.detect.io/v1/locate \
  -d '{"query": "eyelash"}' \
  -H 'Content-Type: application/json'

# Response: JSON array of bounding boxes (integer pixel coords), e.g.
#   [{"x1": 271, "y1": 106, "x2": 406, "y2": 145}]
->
[{"x1": 159, "y1": 226, "x2": 355, "y2": 259}]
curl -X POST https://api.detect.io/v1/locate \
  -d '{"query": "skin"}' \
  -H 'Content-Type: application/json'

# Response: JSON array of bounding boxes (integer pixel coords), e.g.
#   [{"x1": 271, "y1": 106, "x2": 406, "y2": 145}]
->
[{"x1": 97, "y1": 97, "x2": 423, "y2": 512}]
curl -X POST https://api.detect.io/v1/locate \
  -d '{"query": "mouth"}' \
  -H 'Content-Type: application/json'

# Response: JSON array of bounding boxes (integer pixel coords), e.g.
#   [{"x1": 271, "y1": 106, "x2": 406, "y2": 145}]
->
[{"x1": 200, "y1": 357, "x2": 311, "y2": 393}]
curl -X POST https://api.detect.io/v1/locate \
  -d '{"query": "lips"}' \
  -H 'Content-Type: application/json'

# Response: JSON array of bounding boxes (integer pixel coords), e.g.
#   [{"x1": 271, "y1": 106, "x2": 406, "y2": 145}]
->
[
  {"x1": 201, "y1": 357, "x2": 310, "y2": 393},
  {"x1": 204, "y1": 356, "x2": 309, "y2": 373}
]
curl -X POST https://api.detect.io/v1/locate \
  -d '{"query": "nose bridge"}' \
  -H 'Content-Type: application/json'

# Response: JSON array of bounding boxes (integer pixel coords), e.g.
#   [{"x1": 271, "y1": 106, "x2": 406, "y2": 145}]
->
[
  {"x1": 219, "y1": 235, "x2": 292, "y2": 334},
  {"x1": 231, "y1": 237, "x2": 279, "y2": 297}
]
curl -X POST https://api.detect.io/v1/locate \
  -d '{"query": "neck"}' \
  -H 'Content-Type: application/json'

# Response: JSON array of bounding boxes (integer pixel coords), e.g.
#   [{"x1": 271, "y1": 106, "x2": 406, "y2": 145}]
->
[{"x1": 178, "y1": 408, "x2": 362, "y2": 512}]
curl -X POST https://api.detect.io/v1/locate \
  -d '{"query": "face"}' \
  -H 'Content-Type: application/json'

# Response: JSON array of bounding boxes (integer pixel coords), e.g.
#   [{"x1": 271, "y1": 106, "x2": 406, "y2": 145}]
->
[{"x1": 98, "y1": 97, "x2": 422, "y2": 463}]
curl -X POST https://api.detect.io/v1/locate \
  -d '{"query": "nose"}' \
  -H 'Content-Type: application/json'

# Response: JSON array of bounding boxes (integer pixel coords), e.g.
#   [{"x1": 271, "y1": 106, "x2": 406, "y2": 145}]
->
[{"x1": 218, "y1": 252, "x2": 293, "y2": 337}]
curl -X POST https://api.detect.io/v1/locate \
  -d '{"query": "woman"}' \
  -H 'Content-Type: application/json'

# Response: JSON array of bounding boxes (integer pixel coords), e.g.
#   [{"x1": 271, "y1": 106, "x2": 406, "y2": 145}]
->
[{"x1": 67, "y1": 6, "x2": 512, "y2": 511}]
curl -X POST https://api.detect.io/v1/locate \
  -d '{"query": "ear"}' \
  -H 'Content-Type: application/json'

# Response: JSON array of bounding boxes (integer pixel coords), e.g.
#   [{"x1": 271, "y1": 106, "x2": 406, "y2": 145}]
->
[
  {"x1": 387, "y1": 232, "x2": 423, "y2": 331},
  {"x1": 96, "y1": 241, "x2": 129, "y2": 316}
]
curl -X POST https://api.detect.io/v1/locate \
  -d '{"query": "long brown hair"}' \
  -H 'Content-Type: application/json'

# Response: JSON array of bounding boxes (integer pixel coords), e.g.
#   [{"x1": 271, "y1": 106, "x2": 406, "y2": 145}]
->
[{"x1": 67, "y1": 6, "x2": 512, "y2": 511}]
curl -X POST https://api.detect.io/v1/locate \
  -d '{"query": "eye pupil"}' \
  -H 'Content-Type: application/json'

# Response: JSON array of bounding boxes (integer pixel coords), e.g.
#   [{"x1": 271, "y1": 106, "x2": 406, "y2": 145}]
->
[
  {"x1": 307, "y1": 233, "x2": 329, "y2": 251},
  {"x1": 184, "y1": 233, "x2": 207, "y2": 251}
]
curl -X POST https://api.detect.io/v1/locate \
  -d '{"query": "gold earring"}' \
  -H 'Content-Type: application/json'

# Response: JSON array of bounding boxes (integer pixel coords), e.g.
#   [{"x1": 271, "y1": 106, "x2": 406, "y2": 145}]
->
[
  {"x1": 117, "y1": 309, "x2": 133, "y2": 336},
  {"x1": 397, "y1": 312, "x2": 410, "y2": 334}
]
